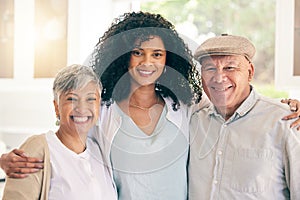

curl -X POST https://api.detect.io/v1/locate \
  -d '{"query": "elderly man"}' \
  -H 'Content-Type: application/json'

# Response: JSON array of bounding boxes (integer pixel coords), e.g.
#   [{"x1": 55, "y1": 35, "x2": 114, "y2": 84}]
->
[{"x1": 189, "y1": 34, "x2": 300, "y2": 199}]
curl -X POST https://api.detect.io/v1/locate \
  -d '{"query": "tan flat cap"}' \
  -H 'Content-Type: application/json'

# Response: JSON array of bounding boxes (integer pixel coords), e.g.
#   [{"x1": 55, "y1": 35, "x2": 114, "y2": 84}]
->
[{"x1": 194, "y1": 34, "x2": 256, "y2": 62}]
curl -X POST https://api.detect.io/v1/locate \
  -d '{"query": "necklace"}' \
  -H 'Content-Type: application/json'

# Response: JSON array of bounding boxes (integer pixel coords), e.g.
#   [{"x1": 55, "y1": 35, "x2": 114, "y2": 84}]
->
[{"x1": 129, "y1": 96, "x2": 160, "y2": 111}]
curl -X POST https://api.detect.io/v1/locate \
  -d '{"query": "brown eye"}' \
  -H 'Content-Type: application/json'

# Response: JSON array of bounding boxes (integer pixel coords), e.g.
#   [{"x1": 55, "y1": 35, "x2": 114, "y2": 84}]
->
[
  {"x1": 131, "y1": 50, "x2": 142, "y2": 56},
  {"x1": 224, "y1": 66, "x2": 237, "y2": 71},
  {"x1": 153, "y1": 52, "x2": 163, "y2": 58},
  {"x1": 67, "y1": 97, "x2": 77, "y2": 101}
]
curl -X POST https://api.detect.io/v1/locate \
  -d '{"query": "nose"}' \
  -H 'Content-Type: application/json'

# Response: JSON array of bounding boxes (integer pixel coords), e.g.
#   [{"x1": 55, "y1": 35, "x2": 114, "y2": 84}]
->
[
  {"x1": 73, "y1": 100, "x2": 86, "y2": 113},
  {"x1": 212, "y1": 69, "x2": 227, "y2": 83},
  {"x1": 141, "y1": 54, "x2": 153, "y2": 67}
]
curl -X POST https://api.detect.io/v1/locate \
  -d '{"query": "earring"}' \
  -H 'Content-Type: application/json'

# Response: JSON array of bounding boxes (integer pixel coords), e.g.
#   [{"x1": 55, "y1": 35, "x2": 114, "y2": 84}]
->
[
  {"x1": 163, "y1": 66, "x2": 166, "y2": 74},
  {"x1": 155, "y1": 82, "x2": 162, "y2": 92},
  {"x1": 55, "y1": 116, "x2": 60, "y2": 126}
]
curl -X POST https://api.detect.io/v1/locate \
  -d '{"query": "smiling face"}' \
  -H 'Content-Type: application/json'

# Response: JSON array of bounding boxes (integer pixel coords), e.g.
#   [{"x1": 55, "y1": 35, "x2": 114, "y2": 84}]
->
[
  {"x1": 128, "y1": 36, "x2": 166, "y2": 88},
  {"x1": 54, "y1": 82, "x2": 101, "y2": 135},
  {"x1": 201, "y1": 55, "x2": 254, "y2": 119}
]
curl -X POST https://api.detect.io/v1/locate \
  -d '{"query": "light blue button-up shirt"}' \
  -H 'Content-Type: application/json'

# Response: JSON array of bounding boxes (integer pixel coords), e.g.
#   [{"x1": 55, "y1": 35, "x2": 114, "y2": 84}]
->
[{"x1": 189, "y1": 88, "x2": 300, "y2": 200}]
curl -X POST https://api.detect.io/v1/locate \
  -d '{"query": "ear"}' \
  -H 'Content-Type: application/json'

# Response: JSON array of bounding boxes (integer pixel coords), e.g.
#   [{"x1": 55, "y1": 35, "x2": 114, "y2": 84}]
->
[
  {"x1": 248, "y1": 63, "x2": 255, "y2": 81},
  {"x1": 53, "y1": 100, "x2": 60, "y2": 118}
]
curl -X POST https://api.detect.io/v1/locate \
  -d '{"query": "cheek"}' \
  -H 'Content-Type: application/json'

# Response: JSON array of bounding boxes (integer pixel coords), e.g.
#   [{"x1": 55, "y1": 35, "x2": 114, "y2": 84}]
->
[
  {"x1": 156, "y1": 61, "x2": 165, "y2": 69},
  {"x1": 201, "y1": 76, "x2": 210, "y2": 88},
  {"x1": 158, "y1": 57, "x2": 166, "y2": 67},
  {"x1": 201, "y1": 78, "x2": 211, "y2": 96},
  {"x1": 129, "y1": 56, "x2": 139, "y2": 68},
  {"x1": 59, "y1": 104, "x2": 72, "y2": 115},
  {"x1": 60, "y1": 101, "x2": 78, "y2": 114},
  {"x1": 236, "y1": 73, "x2": 250, "y2": 84},
  {"x1": 92, "y1": 103, "x2": 100, "y2": 115}
]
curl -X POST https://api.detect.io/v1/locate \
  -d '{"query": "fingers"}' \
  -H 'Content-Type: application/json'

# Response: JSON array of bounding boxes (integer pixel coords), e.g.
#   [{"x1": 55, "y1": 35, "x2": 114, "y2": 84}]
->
[
  {"x1": 8, "y1": 160, "x2": 44, "y2": 169},
  {"x1": 12, "y1": 149, "x2": 28, "y2": 158},
  {"x1": 281, "y1": 98, "x2": 289, "y2": 104},
  {"x1": 7, "y1": 173, "x2": 29, "y2": 179},
  {"x1": 281, "y1": 98, "x2": 298, "y2": 112},
  {"x1": 289, "y1": 116, "x2": 300, "y2": 130},
  {"x1": 3, "y1": 149, "x2": 43, "y2": 163},
  {"x1": 290, "y1": 120, "x2": 300, "y2": 131},
  {"x1": 1, "y1": 149, "x2": 44, "y2": 178},
  {"x1": 5, "y1": 161, "x2": 44, "y2": 177},
  {"x1": 14, "y1": 156, "x2": 44, "y2": 163},
  {"x1": 288, "y1": 100, "x2": 298, "y2": 112},
  {"x1": 6, "y1": 166, "x2": 42, "y2": 178},
  {"x1": 282, "y1": 112, "x2": 300, "y2": 130},
  {"x1": 282, "y1": 112, "x2": 299, "y2": 120},
  {"x1": 4, "y1": 161, "x2": 44, "y2": 178}
]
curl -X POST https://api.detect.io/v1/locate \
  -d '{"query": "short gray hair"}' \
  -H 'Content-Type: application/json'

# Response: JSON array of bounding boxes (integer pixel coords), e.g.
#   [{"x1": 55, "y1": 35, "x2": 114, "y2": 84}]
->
[{"x1": 53, "y1": 64, "x2": 102, "y2": 101}]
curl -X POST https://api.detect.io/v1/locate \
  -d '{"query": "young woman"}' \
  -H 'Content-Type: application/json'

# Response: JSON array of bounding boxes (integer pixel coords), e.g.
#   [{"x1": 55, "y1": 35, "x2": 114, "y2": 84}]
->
[
  {"x1": 89, "y1": 12, "x2": 206, "y2": 199},
  {"x1": 1, "y1": 12, "x2": 300, "y2": 200}
]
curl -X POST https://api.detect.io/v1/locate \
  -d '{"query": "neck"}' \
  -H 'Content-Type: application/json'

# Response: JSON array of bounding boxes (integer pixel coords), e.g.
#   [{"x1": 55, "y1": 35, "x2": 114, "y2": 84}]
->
[
  {"x1": 215, "y1": 107, "x2": 235, "y2": 121},
  {"x1": 128, "y1": 84, "x2": 159, "y2": 109},
  {"x1": 56, "y1": 129, "x2": 87, "y2": 154},
  {"x1": 215, "y1": 86, "x2": 252, "y2": 121}
]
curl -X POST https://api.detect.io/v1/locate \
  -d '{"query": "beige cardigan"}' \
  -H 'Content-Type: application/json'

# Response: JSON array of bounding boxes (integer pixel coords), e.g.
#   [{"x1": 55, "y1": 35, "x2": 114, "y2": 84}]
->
[{"x1": 2, "y1": 134, "x2": 51, "y2": 200}]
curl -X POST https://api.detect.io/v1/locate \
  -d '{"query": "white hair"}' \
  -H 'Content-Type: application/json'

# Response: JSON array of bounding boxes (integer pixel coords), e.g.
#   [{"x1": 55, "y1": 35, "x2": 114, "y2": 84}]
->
[{"x1": 53, "y1": 64, "x2": 102, "y2": 101}]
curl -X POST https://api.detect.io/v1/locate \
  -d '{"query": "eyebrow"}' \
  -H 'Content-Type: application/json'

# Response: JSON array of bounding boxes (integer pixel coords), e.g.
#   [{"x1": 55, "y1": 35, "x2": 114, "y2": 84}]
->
[
  {"x1": 66, "y1": 92, "x2": 78, "y2": 96},
  {"x1": 66, "y1": 92, "x2": 98, "y2": 96},
  {"x1": 134, "y1": 47, "x2": 166, "y2": 51},
  {"x1": 226, "y1": 60, "x2": 240, "y2": 65}
]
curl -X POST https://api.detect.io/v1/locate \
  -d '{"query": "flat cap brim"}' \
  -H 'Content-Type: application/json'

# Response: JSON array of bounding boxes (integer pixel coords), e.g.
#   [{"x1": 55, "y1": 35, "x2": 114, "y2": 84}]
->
[{"x1": 194, "y1": 34, "x2": 256, "y2": 62}]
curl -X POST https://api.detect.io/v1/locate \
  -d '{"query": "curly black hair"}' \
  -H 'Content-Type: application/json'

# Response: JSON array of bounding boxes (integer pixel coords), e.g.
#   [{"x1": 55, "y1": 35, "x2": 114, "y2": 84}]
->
[{"x1": 91, "y1": 11, "x2": 202, "y2": 110}]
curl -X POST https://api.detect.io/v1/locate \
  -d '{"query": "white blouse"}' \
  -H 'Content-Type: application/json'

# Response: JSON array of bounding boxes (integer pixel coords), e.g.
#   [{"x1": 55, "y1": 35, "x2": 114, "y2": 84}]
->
[{"x1": 45, "y1": 131, "x2": 117, "y2": 200}]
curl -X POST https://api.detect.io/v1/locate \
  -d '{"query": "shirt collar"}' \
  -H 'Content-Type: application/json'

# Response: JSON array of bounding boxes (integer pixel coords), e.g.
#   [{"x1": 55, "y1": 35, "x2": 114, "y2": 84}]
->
[{"x1": 209, "y1": 85, "x2": 259, "y2": 122}]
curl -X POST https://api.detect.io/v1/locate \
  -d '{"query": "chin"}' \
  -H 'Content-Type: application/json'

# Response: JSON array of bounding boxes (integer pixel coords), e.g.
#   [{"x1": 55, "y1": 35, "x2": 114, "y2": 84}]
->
[{"x1": 73, "y1": 125, "x2": 93, "y2": 134}]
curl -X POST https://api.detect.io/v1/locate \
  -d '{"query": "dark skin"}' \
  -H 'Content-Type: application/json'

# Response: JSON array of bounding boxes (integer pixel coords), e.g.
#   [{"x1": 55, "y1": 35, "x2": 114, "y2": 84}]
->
[
  {"x1": 0, "y1": 149, "x2": 43, "y2": 178},
  {"x1": 1, "y1": 99, "x2": 300, "y2": 178},
  {"x1": 2, "y1": 11, "x2": 300, "y2": 178},
  {"x1": 281, "y1": 98, "x2": 300, "y2": 127}
]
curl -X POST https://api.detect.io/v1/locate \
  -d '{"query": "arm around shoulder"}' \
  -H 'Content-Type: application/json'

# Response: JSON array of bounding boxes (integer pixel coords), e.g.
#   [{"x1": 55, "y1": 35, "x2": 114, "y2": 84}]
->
[{"x1": 2, "y1": 134, "x2": 51, "y2": 200}]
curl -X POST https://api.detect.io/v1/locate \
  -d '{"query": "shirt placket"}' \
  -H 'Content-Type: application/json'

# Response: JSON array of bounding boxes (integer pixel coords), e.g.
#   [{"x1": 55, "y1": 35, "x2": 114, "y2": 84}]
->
[{"x1": 210, "y1": 122, "x2": 229, "y2": 200}]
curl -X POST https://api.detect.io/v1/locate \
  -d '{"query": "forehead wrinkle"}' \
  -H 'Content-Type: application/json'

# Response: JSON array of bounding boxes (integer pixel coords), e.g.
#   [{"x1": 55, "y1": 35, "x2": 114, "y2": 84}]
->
[{"x1": 203, "y1": 55, "x2": 244, "y2": 65}]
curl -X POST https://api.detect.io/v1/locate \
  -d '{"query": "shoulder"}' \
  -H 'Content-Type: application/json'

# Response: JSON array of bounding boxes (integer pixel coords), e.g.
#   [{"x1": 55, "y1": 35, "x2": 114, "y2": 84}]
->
[
  {"x1": 21, "y1": 133, "x2": 47, "y2": 147},
  {"x1": 19, "y1": 132, "x2": 49, "y2": 158},
  {"x1": 256, "y1": 95, "x2": 290, "y2": 114}
]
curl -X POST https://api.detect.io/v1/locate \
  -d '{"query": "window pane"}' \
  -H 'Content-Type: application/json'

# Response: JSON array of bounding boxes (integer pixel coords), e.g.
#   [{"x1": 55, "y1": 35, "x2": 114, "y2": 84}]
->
[
  {"x1": 0, "y1": 0, "x2": 14, "y2": 78},
  {"x1": 34, "y1": 0, "x2": 68, "y2": 78}
]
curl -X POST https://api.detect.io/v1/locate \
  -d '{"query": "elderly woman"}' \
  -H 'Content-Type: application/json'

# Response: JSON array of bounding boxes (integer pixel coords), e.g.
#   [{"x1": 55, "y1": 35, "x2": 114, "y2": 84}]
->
[
  {"x1": 2, "y1": 65, "x2": 117, "y2": 200},
  {"x1": 1, "y1": 12, "x2": 300, "y2": 200}
]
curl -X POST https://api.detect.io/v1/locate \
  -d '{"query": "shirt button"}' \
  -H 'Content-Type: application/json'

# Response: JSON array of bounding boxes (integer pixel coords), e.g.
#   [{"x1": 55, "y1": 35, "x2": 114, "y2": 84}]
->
[
  {"x1": 213, "y1": 180, "x2": 218, "y2": 184},
  {"x1": 223, "y1": 124, "x2": 227, "y2": 127},
  {"x1": 217, "y1": 150, "x2": 223, "y2": 155}
]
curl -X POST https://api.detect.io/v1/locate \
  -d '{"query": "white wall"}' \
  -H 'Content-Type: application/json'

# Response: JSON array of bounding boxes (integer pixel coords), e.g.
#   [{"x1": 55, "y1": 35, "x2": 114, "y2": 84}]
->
[{"x1": 275, "y1": 0, "x2": 300, "y2": 99}]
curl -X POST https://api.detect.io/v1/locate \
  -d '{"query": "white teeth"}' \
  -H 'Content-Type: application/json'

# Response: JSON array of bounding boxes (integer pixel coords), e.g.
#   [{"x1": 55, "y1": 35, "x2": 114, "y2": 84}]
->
[
  {"x1": 138, "y1": 70, "x2": 153, "y2": 75},
  {"x1": 73, "y1": 117, "x2": 89, "y2": 122},
  {"x1": 213, "y1": 86, "x2": 232, "y2": 91},
  {"x1": 214, "y1": 88, "x2": 226, "y2": 91}
]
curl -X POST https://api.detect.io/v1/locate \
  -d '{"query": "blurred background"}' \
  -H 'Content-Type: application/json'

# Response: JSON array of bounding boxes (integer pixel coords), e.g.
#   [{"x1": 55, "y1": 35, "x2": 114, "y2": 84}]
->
[{"x1": 0, "y1": 0, "x2": 299, "y2": 191}]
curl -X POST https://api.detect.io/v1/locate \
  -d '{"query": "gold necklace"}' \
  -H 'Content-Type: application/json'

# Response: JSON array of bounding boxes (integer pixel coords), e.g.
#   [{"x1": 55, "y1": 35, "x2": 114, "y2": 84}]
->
[{"x1": 129, "y1": 96, "x2": 159, "y2": 111}]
